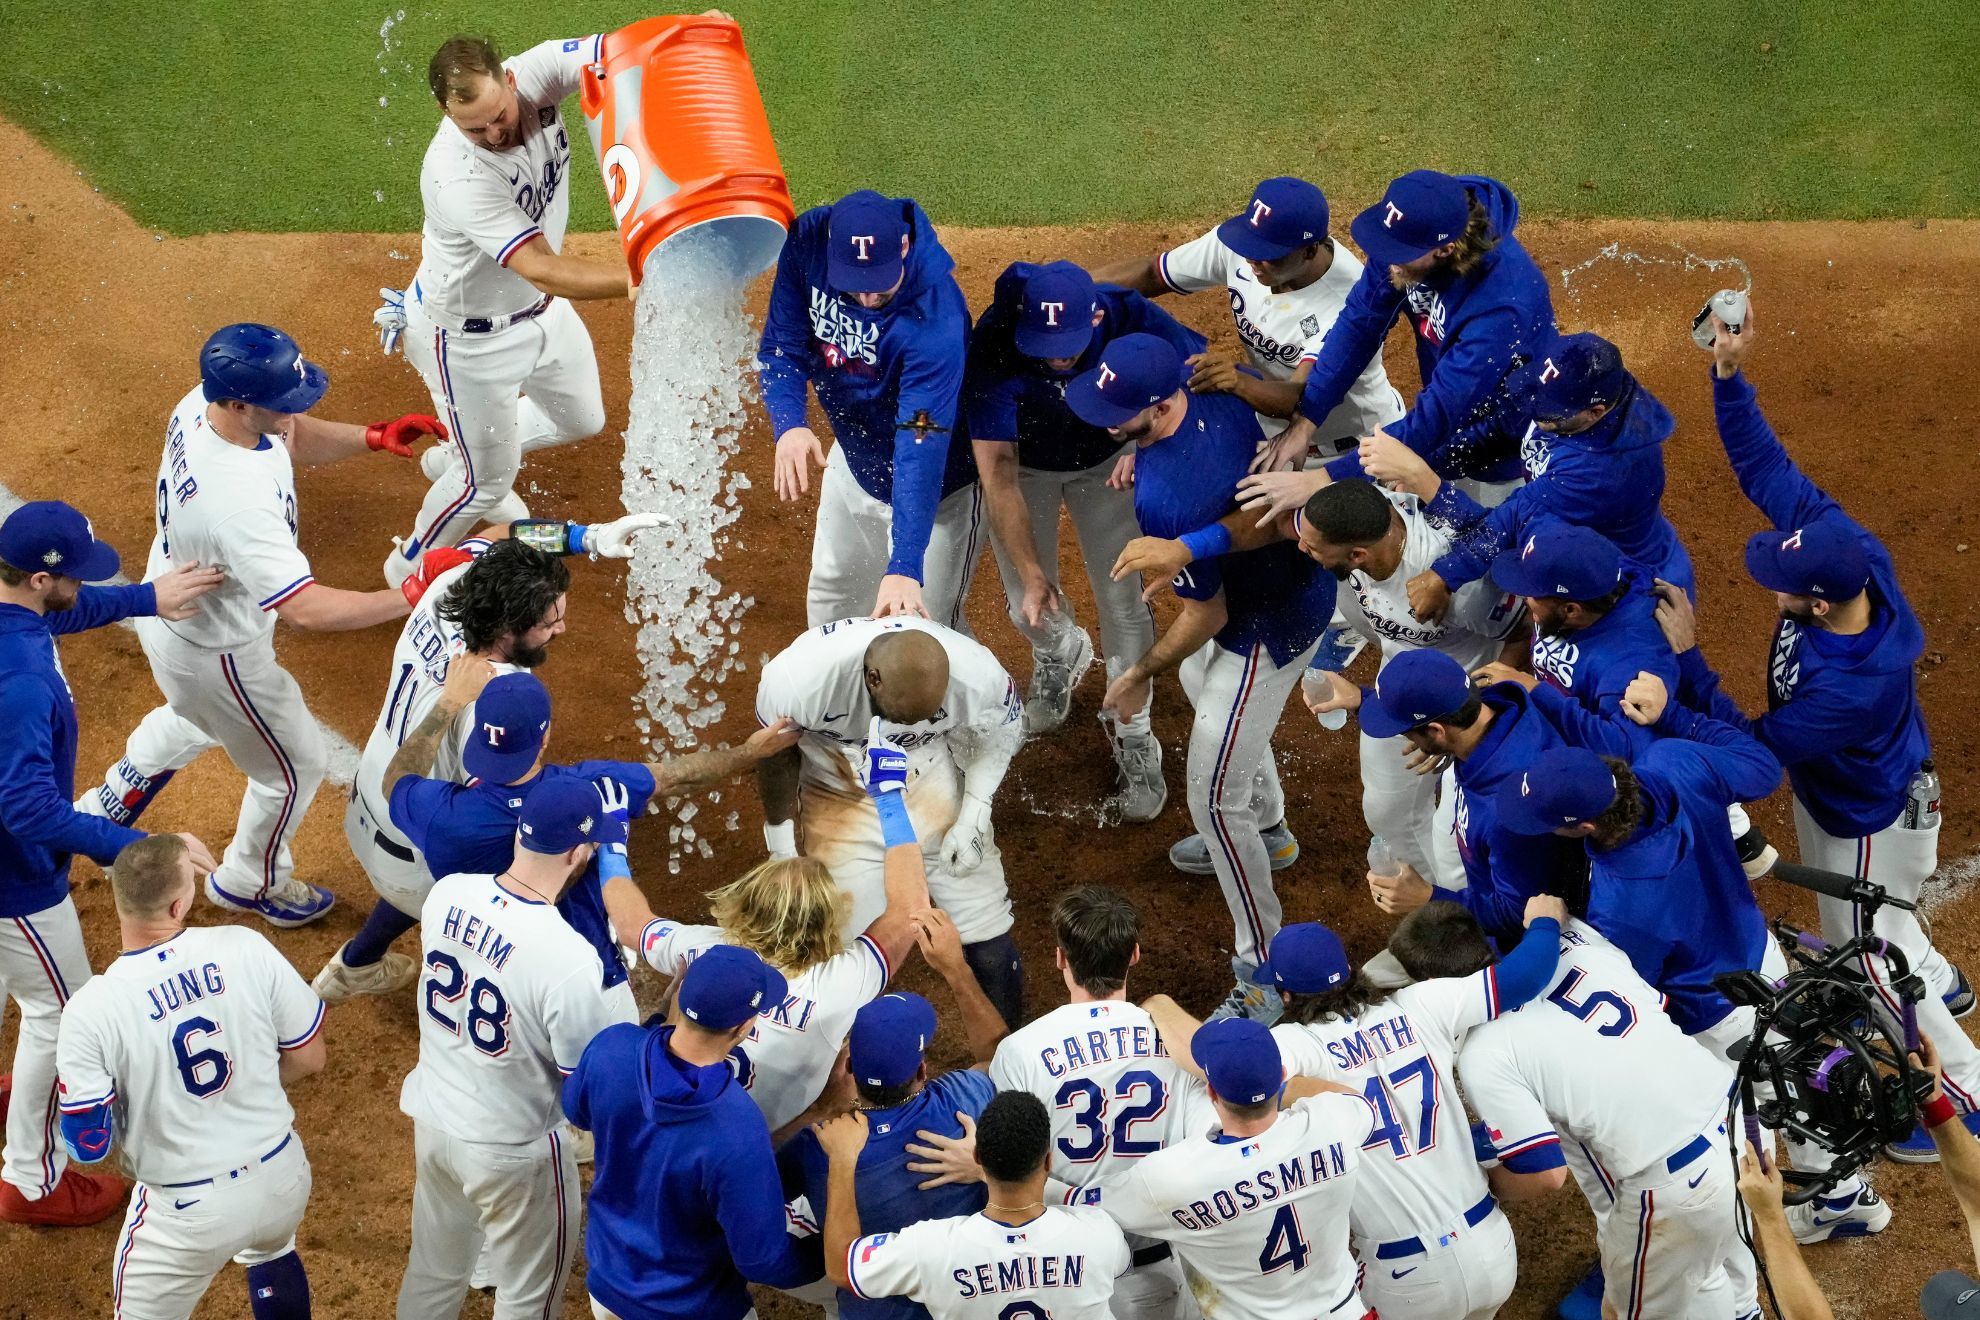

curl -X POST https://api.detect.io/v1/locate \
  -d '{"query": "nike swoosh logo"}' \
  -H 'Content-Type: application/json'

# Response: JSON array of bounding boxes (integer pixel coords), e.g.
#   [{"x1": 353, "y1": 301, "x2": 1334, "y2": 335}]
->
[
  {"x1": 1687, "y1": 1171, "x2": 1707, "y2": 1189},
  {"x1": 822, "y1": 713, "x2": 845, "y2": 723},
  {"x1": 1391, "y1": 1267, "x2": 1418, "y2": 1279},
  {"x1": 174, "y1": 1198, "x2": 200, "y2": 1210}
]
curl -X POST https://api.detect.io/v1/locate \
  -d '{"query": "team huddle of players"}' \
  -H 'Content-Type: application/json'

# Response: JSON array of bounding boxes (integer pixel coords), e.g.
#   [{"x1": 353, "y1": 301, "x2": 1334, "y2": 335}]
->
[{"x1": 2, "y1": 22, "x2": 1964, "y2": 1320}]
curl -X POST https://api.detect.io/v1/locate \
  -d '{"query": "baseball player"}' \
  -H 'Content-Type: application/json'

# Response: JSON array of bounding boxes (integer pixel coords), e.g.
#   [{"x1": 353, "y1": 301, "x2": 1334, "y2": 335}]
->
[
  {"x1": 1403, "y1": 906, "x2": 1740, "y2": 1320},
  {"x1": 376, "y1": 31, "x2": 636, "y2": 587},
  {"x1": 1294, "y1": 479, "x2": 1527, "y2": 886},
  {"x1": 56, "y1": 834, "x2": 324, "y2": 1319},
  {"x1": 1673, "y1": 308, "x2": 1980, "y2": 1179},
  {"x1": 966, "y1": 261, "x2": 1203, "y2": 817},
  {"x1": 755, "y1": 617, "x2": 1026, "y2": 1026},
  {"x1": 316, "y1": 518, "x2": 658, "y2": 1001},
  {"x1": 821, "y1": 1091, "x2": 1131, "y2": 1320},
  {"x1": 1073, "y1": 335, "x2": 1337, "y2": 1022},
  {"x1": 395, "y1": 778, "x2": 624, "y2": 1320},
  {"x1": 1099, "y1": 1017, "x2": 1375, "y2": 1320},
  {"x1": 758, "y1": 189, "x2": 983, "y2": 627},
  {"x1": 0, "y1": 503, "x2": 220, "y2": 1228},
  {"x1": 80, "y1": 323, "x2": 441, "y2": 928}
]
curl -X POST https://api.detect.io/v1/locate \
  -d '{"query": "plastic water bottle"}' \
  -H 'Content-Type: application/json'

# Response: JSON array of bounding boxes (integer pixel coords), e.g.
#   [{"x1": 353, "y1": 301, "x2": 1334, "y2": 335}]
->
[
  {"x1": 1302, "y1": 667, "x2": 1349, "y2": 731},
  {"x1": 1690, "y1": 287, "x2": 1751, "y2": 349},
  {"x1": 1368, "y1": 835, "x2": 1400, "y2": 878},
  {"x1": 1903, "y1": 760, "x2": 1941, "y2": 831}
]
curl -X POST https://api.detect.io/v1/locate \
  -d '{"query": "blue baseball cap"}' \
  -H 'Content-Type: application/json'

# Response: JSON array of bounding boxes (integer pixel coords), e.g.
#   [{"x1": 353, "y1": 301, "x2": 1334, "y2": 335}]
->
[
  {"x1": 516, "y1": 777, "x2": 623, "y2": 855},
  {"x1": 1743, "y1": 521, "x2": 1871, "y2": 600},
  {"x1": 1525, "y1": 333, "x2": 1631, "y2": 423},
  {"x1": 848, "y1": 991, "x2": 939, "y2": 1087},
  {"x1": 1351, "y1": 170, "x2": 1471, "y2": 269},
  {"x1": 462, "y1": 672, "x2": 552, "y2": 782},
  {"x1": 1256, "y1": 923, "x2": 1352, "y2": 995},
  {"x1": 1217, "y1": 177, "x2": 1329, "y2": 261},
  {"x1": 1192, "y1": 1018, "x2": 1284, "y2": 1106},
  {"x1": 1495, "y1": 746, "x2": 1619, "y2": 836},
  {"x1": 0, "y1": 501, "x2": 121, "y2": 581},
  {"x1": 199, "y1": 323, "x2": 329, "y2": 414},
  {"x1": 1065, "y1": 333, "x2": 1186, "y2": 429},
  {"x1": 1015, "y1": 261, "x2": 1100, "y2": 359},
  {"x1": 826, "y1": 190, "x2": 908, "y2": 294},
  {"x1": 1359, "y1": 648, "x2": 1475, "y2": 739},
  {"x1": 679, "y1": 945, "x2": 788, "y2": 1031},
  {"x1": 1491, "y1": 520, "x2": 1624, "y2": 602}
]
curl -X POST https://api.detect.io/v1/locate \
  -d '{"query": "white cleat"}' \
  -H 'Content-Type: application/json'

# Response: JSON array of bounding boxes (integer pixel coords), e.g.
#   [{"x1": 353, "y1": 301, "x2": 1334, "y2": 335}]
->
[
  {"x1": 1106, "y1": 721, "x2": 1167, "y2": 823},
  {"x1": 311, "y1": 946, "x2": 416, "y2": 1004},
  {"x1": 1023, "y1": 627, "x2": 1095, "y2": 734}
]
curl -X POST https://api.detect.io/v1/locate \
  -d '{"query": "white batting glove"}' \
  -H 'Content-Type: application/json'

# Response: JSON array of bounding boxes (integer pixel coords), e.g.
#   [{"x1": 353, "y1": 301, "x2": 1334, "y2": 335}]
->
[
  {"x1": 374, "y1": 287, "x2": 408, "y2": 355},
  {"x1": 584, "y1": 512, "x2": 665, "y2": 559},
  {"x1": 859, "y1": 716, "x2": 910, "y2": 798},
  {"x1": 940, "y1": 794, "x2": 994, "y2": 876}
]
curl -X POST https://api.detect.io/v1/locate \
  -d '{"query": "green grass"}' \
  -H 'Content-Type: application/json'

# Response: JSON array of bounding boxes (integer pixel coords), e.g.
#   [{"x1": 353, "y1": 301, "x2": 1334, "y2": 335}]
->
[{"x1": 3, "y1": 1, "x2": 1974, "y2": 234}]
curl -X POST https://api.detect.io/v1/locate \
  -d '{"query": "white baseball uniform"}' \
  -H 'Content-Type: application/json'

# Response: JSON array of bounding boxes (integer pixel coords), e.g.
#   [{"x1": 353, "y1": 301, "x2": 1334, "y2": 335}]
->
[
  {"x1": 810, "y1": 447, "x2": 989, "y2": 635},
  {"x1": 55, "y1": 925, "x2": 322, "y2": 1319},
  {"x1": 1460, "y1": 922, "x2": 1738, "y2": 1320},
  {"x1": 1272, "y1": 966, "x2": 1526, "y2": 1320},
  {"x1": 640, "y1": 920, "x2": 892, "y2": 1130},
  {"x1": 348, "y1": 538, "x2": 519, "y2": 915},
  {"x1": 756, "y1": 618, "x2": 1023, "y2": 945},
  {"x1": 84, "y1": 386, "x2": 329, "y2": 908},
  {"x1": 395, "y1": 36, "x2": 608, "y2": 568},
  {"x1": 1157, "y1": 231, "x2": 1403, "y2": 447},
  {"x1": 991, "y1": 999, "x2": 1190, "y2": 1319},
  {"x1": 396, "y1": 872, "x2": 615, "y2": 1320},
  {"x1": 1336, "y1": 490, "x2": 1526, "y2": 886},
  {"x1": 1105, "y1": 1088, "x2": 1376, "y2": 1320},
  {"x1": 846, "y1": 1204, "x2": 1131, "y2": 1320},
  {"x1": 0, "y1": 897, "x2": 93, "y2": 1202}
]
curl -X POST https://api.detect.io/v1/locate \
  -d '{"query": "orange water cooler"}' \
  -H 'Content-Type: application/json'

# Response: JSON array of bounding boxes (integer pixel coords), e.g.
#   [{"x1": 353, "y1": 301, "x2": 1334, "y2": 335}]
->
[{"x1": 580, "y1": 15, "x2": 794, "y2": 285}]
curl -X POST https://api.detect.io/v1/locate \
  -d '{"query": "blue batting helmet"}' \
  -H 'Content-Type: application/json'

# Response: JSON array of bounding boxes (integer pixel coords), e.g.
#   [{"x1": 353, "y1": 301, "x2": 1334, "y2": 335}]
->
[{"x1": 199, "y1": 324, "x2": 329, "y2": 413}]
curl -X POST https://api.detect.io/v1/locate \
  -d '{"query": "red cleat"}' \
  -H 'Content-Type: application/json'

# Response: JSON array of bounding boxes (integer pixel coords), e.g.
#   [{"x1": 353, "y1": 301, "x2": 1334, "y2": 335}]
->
[{"x1": 0, "y1": 1170, "x2": 129, "y2": 1227}]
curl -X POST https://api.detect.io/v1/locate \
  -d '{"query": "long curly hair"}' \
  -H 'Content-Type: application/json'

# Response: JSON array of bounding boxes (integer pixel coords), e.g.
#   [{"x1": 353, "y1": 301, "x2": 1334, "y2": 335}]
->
[
  {"x1": 706, "y1": 858, "x2": 851, "y2": 974},
  {"x1": 435, "y1": 539, "x2": 569, "y2": 654}
]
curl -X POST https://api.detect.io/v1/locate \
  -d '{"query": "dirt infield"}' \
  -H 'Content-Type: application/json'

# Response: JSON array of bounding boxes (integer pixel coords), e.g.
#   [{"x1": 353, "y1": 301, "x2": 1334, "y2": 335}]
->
[{"x1": 4, "y1": 111, "x2": 1979, "y2": 1318}]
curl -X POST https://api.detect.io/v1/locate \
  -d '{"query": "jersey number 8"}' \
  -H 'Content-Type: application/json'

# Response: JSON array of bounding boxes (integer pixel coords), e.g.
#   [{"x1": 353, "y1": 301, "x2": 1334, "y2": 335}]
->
[
  {"x1": 423, "y1": 951, "x2": 512, "y2": 1055},
  {"x1": 1053, "y1": 1069, "x2": 1167, "y2": 1163}
]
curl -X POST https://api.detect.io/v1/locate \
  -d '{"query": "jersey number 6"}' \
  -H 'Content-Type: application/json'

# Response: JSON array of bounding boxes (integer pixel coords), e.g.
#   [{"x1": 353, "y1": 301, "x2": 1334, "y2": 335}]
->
[
  {"x1": 171, "y1": 1016, "x2": 233, "y2": 1099},
  {"x1": 423, "y1": 951, "x2": 512, "y2": 1056}
]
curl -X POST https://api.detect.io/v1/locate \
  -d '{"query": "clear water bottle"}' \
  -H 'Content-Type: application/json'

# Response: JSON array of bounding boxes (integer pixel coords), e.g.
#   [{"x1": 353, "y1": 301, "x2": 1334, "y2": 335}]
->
[
  {"x1": 1302, "y1": 667, "x2": 1349, "y2": 731},
  {"x1": 1904, "y1": 760, "x2": 1941, "y2": 831},
  {"x1": 1368, "y1": 835, "x2": 1400, "y2": 878},
  {"x1": 1691, "y1": 287, "x2": 1751, "y2": 349}
]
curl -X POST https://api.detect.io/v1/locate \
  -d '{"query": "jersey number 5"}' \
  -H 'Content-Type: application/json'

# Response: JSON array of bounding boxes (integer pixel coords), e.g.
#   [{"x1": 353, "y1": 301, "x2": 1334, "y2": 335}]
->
[
  {"x1": 171, "y1": 1016, "x2": 233, "y2": 1099},
  {"x1": 1546, "y1": 968, "x2": 1638, "y2": 1037},
  {"x1": 423, "y1": 951, "x2": 512, "y2": 1055},
  {"x1": 1053, "y1": 1069, "x2": 1167, "y2": 1163}
]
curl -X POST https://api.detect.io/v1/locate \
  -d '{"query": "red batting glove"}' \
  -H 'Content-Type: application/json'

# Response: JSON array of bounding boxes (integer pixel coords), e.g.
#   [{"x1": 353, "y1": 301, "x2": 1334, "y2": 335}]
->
[
  {"x1": 366, "y1": 413, "x2": 447, "y2": 458},
  {"x1": 399, "y1": 545, "x2": 475, "y2": 608}
]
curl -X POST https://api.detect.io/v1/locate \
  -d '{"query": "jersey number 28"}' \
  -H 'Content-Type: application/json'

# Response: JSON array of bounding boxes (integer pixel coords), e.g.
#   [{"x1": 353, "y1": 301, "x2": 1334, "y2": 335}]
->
[{"x1": 424, "y1": 951, "x2": 512, "y2": 1055}]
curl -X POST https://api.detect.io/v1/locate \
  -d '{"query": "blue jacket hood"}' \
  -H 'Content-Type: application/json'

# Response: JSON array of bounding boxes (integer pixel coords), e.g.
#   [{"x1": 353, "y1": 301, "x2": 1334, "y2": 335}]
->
[
  {"x1": 1554, "y1": 379, "x2": 1675, "y2": 456},
  {"x1": 1463, "y1": 175, "x2": 1521, "y2": 240},
  {"x1": 639, "y1": 1025, "x2": 740, "y2": 1124},
  {"x1": 894, "y1": 197, "x2": 956, "y2": 317}
]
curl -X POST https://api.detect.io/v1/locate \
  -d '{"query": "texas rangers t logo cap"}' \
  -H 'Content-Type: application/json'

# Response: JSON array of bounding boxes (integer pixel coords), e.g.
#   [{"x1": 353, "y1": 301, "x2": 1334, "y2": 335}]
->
[
  {"x1": 827, "y1": 189, "x2": 908, "y2": 294},
  {"x1": 1217, "y1": 176, "x2": 1329, "y2": 261}
]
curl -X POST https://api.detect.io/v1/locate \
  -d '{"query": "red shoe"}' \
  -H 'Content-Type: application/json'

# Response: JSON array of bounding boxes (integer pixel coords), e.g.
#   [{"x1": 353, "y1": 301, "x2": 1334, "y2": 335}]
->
[
  {"x1": 0, "y1": 1170, "x2": 129, "y2": 1227},
  {"x1": 0, "y1": 1073, "x2": 11, "y2": 1124}
]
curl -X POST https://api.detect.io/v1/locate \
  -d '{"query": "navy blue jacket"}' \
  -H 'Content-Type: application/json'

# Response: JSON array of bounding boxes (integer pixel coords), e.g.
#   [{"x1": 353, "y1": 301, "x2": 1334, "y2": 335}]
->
[
  {"x1": 1521, "y1": 556, "x2": 1681, "y2": 754},
  {"x1": 0, "y1": 587, "x2": 153, "y2": 918},
  {"x1": 758, "y1": 196, "x2": 975, "y2": 582}
]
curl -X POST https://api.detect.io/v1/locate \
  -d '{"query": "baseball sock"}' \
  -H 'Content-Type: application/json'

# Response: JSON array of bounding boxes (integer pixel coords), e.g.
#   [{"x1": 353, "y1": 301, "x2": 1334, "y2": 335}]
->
[
  {"x1": 245, "y1": 1251, "x2": 311, "y2": 1320},
  {"x1": 342, "y1": 901, "x2": 419, "y2": 968},
  {"x1": 963, "y1": 933, "x2": 1025, "y2": 1029}
]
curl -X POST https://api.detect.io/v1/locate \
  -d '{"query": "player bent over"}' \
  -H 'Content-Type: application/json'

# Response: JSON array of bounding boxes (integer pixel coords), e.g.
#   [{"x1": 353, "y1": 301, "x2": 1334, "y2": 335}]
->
[
  {"x1": 56, "y1": 835, "x2": 325, "y2": 1319},
  {"x1": 822, "y1": 1091, "x2": 1131, "y2": 1320},
  {"x1": 82, "y1": 324, "x2": 439, "y2": 927},
  {"x1": 395, "y1": 779, "x2": 623, "y2": 1320}
]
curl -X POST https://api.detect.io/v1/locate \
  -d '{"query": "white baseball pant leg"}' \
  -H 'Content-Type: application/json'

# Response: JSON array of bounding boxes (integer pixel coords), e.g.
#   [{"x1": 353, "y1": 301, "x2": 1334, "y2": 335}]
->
[
  {"x1": 1359, "y1": 730, "x2": 1450, "y2": 884},
  {"x1": 0, "y1": 896, "x2": 91, "y2": 1200},
  {"x1": 343, "y1": 790, "x2": 433, "y2": 919},
  {"x1": 117, "y1": 619, "x2": 326, "y2": 904},
  {"x1": 1599, "y1": 1133, "x2": 1738, "y2": 1320},
  {"x1": 1796, "y1": 797, "x2": 1980, "y2": 1108},
  {"x1": 396, "y1": 1123, "x2": 580, "y2": 1320},
  {"x1": 1178, "y1": 637, "x2": 1319, "y2": 973},
  {"x1": 402, "y1": 297, "x2": 605, "y2": 557},
  {"x1": 1562, "y1": 1137, "x2": 1617, "y2": 1240},
  {"x1": 110, "y1": 1135, "x2": 311, "y2": 1320},
  {"x1": 1109, "y1": 1247, "x2": 1185, "y2": 1320},
  {"x1": 1356, "y1": 1202, "x2": 1518, "y2": 1320},
  {"x1": 806, "y1": 446, "x2": 986, "y2": 633}
]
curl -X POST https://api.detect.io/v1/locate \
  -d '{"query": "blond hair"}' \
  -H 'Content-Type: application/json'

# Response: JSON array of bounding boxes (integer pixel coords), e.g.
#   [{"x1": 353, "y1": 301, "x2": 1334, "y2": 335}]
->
[
  {"x1": 706, "y1": 858, "x2": 850, "y2": 974},
  {"x1": 110, "y1": 835, "x2": 190, "y2": 917}
]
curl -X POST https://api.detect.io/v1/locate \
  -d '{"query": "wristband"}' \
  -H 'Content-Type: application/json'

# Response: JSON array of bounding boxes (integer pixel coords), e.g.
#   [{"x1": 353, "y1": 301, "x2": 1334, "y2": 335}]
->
[
  {"x1": 1178, "y1": 525, "x2": 1231, "y2": 561},
  {"x1": 875, "y1": 791, "x2": 918, "y2": 849},
  {"x1": 764, "y1": 819, "x2": 797, "y2": 859},
  {"x1": 1923, "y1": 1093, "x2": 1959, "y2": 1129},
  {"x1": 599, "y1": 846, "x2": 630, "y2": 882},
  {"x1": 565, "y1": 522, "x2": 590, "y2": 556}
]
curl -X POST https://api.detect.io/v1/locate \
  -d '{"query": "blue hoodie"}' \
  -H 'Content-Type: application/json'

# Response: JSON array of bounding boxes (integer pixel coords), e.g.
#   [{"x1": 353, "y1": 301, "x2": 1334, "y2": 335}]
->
[
  {"x1": 966, "y1": 262, "x2": 1206, "y2": 473},
  {"x1": 1424, "y1": 379, "x2": 1697, "y2": 597},
  {"x1": 757, "y1": 196, "x2": 976, "y2": 584},
  {"x1": 0, "y1": 586, "x2": 153, "y2": 918},
  {"x1": 1676, "y1": 370, "x2": 1930, "y2": 838},
  {"x1": 1520, "y1": 558, "x2": 1681, "y2": 755},
  {"x1": 1305, "y1": 178, "x2": 1555, "y2": 484},
  {"x1": 564, "y1": 1022, "x2": 823, "y2": 1320}
]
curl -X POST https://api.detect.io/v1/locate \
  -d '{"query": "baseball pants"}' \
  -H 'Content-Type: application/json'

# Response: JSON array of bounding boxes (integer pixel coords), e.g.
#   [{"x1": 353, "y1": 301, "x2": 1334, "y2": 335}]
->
[
  {"x1": 1597, "y1": 1130, "x2": 1738, "y2": 1320},
  {"x1": 0, "y1": 895, "x2": 90, "y2": 1200},
  {"x1": 1360, "y1": 734, "x2": 1466, "y2": 890},
  {"x1": 111, "y1": 1134, "x2": 311, "y2": 1320},
  {"x1": 397, "y1": 1123, "x2": 580, "y2": 1320},
  {"x1": 1355, "y1": 1201, "x2": 1517, "y2": 1320},
  {"x1": 808, "y1": 445, "x2": 985, "y2": 632},
  {"x1": 401, "y1": 296, "x2": 606, "y2": 557},
  {"x1": 344, "y1": 787, "x2": 433, "y2": 919},
  {"x1": 1179, "y1": 635, "x2": 1320, "y2": 973},
  {"x1": 1110, "y1": 1248, "x2": 1185, "y2": 1320},
  {"x1": 99, "y1": 619, "x2": 326, "y2": 904}
]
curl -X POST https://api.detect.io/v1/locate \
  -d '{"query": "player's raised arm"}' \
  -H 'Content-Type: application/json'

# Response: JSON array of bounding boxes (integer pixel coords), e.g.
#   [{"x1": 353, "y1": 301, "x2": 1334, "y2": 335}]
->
[
  {"x1": 648, "y1": 717, "x2": 802, "y2": 796},
  {"x1": 384, "y1": 653, "x2": 498, "y2": 792},
  {"x1": 1088, "y1": 252, "x2": 1168, "y2": 296}
]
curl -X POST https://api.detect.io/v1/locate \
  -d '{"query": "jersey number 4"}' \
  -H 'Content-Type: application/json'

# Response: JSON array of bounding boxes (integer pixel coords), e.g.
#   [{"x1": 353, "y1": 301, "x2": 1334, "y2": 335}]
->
[
  {"x1": 1258, "y1": 1202, "x2": 1311, "y2": 1274},
  {"x1": 423, "y1": 951, "x2": 512, "y2": 1055},
  {"x1": 1053, "y1": 1069, "x2": 1167, "y2": 1163},
  {"x1": 171, "y1": 1016, "x2": 233, "y2": 1099}
]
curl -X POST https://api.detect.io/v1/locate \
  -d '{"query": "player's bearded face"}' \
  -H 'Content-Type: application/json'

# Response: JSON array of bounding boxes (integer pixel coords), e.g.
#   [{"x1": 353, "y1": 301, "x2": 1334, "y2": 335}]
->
[
  {"x1": 507, "y1": 594, "x2": 569, "y2": 669},
  {"x1": 42, "y1": 575, "x2": 80, "y2": 612},
  {"x1": 1529, "y1": 597, "x2": 1571, "y2": 638},
  {"x1": 1777, "y1": 594, "x2": 1822, "y2": 628},
  {"x1": 1110, "y1": 401, "x2": 1163, "y2": 444},
  {"x1": 1387, "y1": 248, "x2": 1449, "y2": 290}
]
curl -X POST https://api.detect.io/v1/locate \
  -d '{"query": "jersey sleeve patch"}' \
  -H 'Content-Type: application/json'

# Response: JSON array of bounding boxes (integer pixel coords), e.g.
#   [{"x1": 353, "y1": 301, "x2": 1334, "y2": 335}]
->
[{"x1": 845, "y1": 1232, "x2": 893, "y2": 1300}]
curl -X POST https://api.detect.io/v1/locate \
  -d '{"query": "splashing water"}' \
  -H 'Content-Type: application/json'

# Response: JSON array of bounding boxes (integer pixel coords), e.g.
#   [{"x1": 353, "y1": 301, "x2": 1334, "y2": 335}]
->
[
  {"x1": 1558, "y1": 241, "x2": 1753, "y2": 293},
  {"x1": 621, "y1": 227, "x2": 761, "y2": 862}
]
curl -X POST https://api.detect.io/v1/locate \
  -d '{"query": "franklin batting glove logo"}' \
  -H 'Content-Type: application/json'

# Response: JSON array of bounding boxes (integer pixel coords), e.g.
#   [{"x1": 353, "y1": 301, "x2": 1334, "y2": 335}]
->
[
  {"x1": 849, "y1": 234, "x2": 876, "y2": 261},
  {"x1": 1249, "y1": 199, "x2": 1273, "y2": 227},
  {"x1": 1384, "y1": 201, "x2": 1406, "y2": 228}
]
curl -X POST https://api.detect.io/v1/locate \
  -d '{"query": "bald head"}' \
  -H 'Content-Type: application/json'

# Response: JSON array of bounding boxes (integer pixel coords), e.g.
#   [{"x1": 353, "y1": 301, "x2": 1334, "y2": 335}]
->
[{"x1": 864, "y1": 630, "x2": 950, "y2": 723}]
